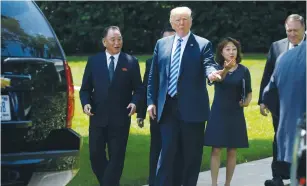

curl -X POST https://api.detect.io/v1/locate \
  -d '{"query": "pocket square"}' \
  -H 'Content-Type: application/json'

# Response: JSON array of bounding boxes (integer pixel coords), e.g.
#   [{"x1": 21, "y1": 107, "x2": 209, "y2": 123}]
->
[{"x1": 122, "y1": 68, "x2": 128, "y2": 71}]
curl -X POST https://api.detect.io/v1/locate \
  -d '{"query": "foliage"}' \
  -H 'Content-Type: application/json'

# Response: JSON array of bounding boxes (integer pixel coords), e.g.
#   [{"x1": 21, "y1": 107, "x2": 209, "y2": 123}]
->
[{"x1": 36, "y1": 1, "x2": 305, "y2": 55}]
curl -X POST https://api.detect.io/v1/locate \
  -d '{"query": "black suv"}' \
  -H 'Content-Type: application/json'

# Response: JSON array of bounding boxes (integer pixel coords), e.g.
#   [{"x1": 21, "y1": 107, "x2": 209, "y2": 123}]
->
[{"x1": 1, "y1": 1, "x2": 82, "y2": 185}]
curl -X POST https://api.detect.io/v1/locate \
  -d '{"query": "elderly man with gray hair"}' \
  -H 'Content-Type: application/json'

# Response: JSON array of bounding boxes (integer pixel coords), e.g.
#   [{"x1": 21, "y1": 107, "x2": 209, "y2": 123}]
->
[
  {"x1": 259, "y1": 14, "x2": 305, "y2": 186},
  {"x1": 147, "y1": 6, "x2": 235, "y2": 186}
]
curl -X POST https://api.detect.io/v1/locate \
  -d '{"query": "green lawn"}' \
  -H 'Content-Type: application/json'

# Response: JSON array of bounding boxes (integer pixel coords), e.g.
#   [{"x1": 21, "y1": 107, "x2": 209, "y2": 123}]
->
[{"x1": 67, "y1": 54, "x2": 274, "y2": 186}]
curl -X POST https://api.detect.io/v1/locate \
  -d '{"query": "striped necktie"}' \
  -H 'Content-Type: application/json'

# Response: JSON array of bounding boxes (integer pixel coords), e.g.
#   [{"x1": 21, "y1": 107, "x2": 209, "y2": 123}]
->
[{"x1": 168, "y1": 38, "x2": 183, "y2": 97}]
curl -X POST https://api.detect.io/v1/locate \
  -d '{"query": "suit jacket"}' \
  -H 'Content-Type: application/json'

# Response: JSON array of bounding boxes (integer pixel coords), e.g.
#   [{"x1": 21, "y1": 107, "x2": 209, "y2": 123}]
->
[
  {"x1": 258, "y1": 38, "x2": 289, "y2": 116},
  {"x1": 79, "y1": 52, "x2": 143, "y2": 126},
  {"x1": 137, "y1": 57, "x2": 152, "y2": 119},
  {"x1": 147, "y1": 33, "x2": 217, "y2": 122},
  {"x1": 263, "y1": 41, "x2": 306, "y2": 163}
]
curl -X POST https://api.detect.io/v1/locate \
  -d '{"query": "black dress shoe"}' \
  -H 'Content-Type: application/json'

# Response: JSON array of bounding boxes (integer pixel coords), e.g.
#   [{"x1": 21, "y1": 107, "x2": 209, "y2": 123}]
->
[{"x1": 264, "y1": 177, "x2": 284, "y2": 186}]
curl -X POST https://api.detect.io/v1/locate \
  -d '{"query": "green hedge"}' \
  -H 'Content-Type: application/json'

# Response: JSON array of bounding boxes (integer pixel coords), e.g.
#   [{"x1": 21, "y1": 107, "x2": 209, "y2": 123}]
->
[{"x1": 37, "y1": 1, "x2": 306, "y2": 55}]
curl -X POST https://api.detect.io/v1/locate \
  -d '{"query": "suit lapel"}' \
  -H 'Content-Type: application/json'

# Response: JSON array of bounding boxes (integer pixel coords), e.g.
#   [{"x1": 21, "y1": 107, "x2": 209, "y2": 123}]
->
[
  {"x1": 179, "y1": 34, "x2": 196, "y2": 76},
  {"x1": 98, "y1": 52, "x2": 110, "y2": 86},
  {"x1": 166, "y1": 36, "x2": 175, "y2": 78},
  {"x1": 283, "y1": 39, "x2": 289, "y2": 52}
]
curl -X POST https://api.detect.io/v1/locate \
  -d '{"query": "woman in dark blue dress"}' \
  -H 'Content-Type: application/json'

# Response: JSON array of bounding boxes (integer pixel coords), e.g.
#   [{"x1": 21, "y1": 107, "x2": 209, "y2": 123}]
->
[{"x1": 204, "y1": 37, "x2": 252, "y2": 186}]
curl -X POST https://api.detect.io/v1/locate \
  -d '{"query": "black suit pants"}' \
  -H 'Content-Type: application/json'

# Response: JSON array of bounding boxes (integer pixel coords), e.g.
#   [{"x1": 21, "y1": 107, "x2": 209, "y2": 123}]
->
[
  {"x1": 149, "y1": 118, "x2": 183, "y2": 186},
  {"x1": 89, "y1": 123, "x2": 130, "y2": 186},
  {"x1": 271, "y1": 115, "x2": 290, "y2": 179},
  {"x1": 155, "y1": 96, "x2": 205, "y2": 186}
]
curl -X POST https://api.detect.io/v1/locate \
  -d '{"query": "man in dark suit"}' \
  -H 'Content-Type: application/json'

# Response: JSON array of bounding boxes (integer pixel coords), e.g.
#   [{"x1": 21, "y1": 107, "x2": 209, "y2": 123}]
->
[
  {"x1": 137, "y1": 28, "x2": 177, "y2": 186},
  {"x1": 258, "y1": 14, "x2": 305, "y2": 186},
  {"x1": 80, "y1": 26, "x2": 143, "y2": 186},
  {"x1": 263, "y1": 41, "x2": 306, "y2": 186},
  {"x1": 147, "y1": 7, "x2": 234, "y2": 186}
]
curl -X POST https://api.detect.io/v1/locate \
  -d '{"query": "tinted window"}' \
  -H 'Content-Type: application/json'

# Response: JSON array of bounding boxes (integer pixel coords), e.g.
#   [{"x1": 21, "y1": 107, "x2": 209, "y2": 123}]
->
[{"x1": 1, "y1": 1, "x2": 63, "y2": 59}]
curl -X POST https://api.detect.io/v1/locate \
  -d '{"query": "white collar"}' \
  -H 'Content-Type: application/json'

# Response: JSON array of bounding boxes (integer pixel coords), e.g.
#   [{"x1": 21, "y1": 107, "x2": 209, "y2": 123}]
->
[
  {"x1": 105, "y1": 50, "x2": 120, "y2": 61},
  {"x1": 289, "y1": 34, "x2": 306, "y2": 49},
  {"x1": 174, "y1": 31, "x2": 191, "y2": 42}
]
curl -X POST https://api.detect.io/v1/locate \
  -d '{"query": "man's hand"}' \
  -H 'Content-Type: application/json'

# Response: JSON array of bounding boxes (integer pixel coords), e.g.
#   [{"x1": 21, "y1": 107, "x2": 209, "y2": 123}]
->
[
  {"x1": 137, "y1": 118, "x2": 144, "y2": 128},
  {"x1": 83, "y1": 104, "x2": 94, "y2": 116},
  {"x1": 239, "y1": 100, "x2": 249, "y2": 107},
  {"x1": 208, "y1": 71, "x2": 222, "y2": 82},
  {"x1": 147, "y1": 104, "x2": 156, "y2": 120},
  {"x1": 259, "y1": 103, "x2": 269, "y2": 116},
  {"x1": 127, "y1": 103, "x2": 136, "y2": 116}
]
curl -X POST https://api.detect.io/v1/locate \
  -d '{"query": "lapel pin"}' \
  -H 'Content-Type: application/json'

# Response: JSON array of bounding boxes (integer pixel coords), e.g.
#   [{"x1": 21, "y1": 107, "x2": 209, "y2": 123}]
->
[{"x1": 122, "y1": 68, "x2": 128, "y2": 71}]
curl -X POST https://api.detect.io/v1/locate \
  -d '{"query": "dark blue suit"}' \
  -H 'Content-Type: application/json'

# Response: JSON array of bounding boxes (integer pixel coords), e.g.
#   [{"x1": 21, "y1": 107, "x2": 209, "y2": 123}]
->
[
  {"x1": 137, "y1": 57, "x2": 182, "y2": 186},
  {"x1": 80, "y1": 52, "x2": 143, "y2": 186},
  {"x1": 258, "y1": 38, "x2": 289, "y2": 115},
  {"x1": 258, "y1": 38, "x2": 292, "y2": 179},
  {"x1": 148, "y1": 33, "x2": 217, "y2": 186},
  {"x1": 137, "y1": 57, "x2": 162, "y2": 186},
  {"x1": 263, "y1": 41, "x2": 306, "y2": 163}
]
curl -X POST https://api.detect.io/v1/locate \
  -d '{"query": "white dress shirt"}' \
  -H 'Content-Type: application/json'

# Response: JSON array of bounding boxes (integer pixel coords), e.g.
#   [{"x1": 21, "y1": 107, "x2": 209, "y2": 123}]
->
[
  {"x1": 106, "y1": 50, "x2": 120, "y2": 71},
  {"x1": 288, "y1": 34, "x2": 305, "y2": 50}
]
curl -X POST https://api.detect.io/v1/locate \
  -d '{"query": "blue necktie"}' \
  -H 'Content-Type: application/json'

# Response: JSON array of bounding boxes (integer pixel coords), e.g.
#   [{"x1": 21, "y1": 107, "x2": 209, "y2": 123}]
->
[
  {"x1": 109, "y1": 56, "x2": 115, "y2": 81},
  {"x1": 168, "y1": 38, "x2": 183, "y2": 97}
]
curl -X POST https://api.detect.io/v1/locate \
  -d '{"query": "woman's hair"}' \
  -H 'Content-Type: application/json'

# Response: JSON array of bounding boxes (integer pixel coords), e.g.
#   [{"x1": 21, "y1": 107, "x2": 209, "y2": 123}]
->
[{"x1": 215, "y1": 37, "x2": 242, "y2": 67}]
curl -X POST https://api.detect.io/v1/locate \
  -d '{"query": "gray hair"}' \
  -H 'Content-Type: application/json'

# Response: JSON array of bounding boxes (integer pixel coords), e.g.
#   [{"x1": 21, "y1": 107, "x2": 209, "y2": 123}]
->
[
  {"x1": 169, "y1": 7, "x2": 192, "y2": 23},
  {"x1": 285, "y1": 14, "x2": 305, "y2": 27}
]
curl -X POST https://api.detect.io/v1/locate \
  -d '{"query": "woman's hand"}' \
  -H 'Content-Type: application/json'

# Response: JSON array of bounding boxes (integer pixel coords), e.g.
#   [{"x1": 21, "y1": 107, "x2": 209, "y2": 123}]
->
[
  {"x1": 224, "y1": 58, "x2": 236, "y2": 70},
  {"x1": 240, "y1": 92, "x2": 252, "y2": 107}
]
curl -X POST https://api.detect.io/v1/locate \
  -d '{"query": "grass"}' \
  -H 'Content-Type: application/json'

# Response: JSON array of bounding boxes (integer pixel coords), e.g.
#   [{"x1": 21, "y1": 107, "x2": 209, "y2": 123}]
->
[{"x1": 67, "y1": 53, "x2": 274, "y2": 186}]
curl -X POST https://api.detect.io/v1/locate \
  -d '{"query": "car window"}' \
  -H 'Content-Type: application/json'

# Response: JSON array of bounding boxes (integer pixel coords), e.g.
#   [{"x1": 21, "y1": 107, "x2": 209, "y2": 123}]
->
[{"x1": 1, "y1": 1, "x2": 63, "y2": 59}]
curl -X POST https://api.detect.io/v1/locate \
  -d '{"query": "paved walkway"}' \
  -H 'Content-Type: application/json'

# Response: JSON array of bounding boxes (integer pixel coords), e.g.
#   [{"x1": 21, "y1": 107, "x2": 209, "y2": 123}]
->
[{"x1": 144, "y1": 157, "x2": 291, "y2": 186}]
